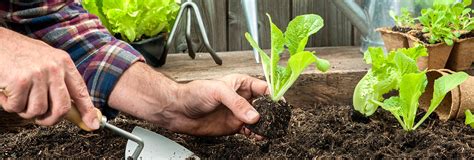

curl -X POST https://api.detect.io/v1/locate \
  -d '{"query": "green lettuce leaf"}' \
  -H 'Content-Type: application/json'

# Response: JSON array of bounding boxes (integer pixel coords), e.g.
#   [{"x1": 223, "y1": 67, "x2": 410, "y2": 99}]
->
[
  {"x1": 81, "y1": 0, "x2": 179, "y2": 42},
  {"x1": 245, "y1": 14, "x2": 329, "y2": 102},
  {"x1": 285, "y1": 14, "x2": 324, "y2": 56},
  {"x1": 414, "y1": 72, "x2": 469, "y2": 129},
  {"x1": 399, "y1": 72, "x2": 427, "y2": 130},
  {"x1": 466, "y1": 110, "x2": 474, "y2": 128}
]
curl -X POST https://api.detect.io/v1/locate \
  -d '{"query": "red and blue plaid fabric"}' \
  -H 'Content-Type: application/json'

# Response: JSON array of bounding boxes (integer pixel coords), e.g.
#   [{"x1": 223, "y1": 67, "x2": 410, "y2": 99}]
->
[{"x1": 0, "y1": 0, "x2": 145, "y2": 118}]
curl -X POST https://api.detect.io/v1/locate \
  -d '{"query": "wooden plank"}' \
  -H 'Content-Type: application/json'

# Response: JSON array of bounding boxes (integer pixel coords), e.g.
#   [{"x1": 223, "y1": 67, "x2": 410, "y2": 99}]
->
[
  {"x1": 227, "y1": 0, "x2": 291, "y2": 51},
  {"x1": 168, "y1": 0, "x2": 227, "y2": 53},
  {"x1": 156, "y1": 46, "x2": 368, "y2": 81},
  {"x1": 291, "y1": 0, "x2": 354, "y2": 47}
]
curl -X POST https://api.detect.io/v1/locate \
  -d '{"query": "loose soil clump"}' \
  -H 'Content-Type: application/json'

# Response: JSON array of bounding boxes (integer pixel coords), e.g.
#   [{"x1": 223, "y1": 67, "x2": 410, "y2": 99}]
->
[
  {"x1": 391, "y1": 26, "x2": 412, "y2": 33},
  {"x1": 1, "y1": 104, "x2": 473, "y2": 159},
  {"x1": 245, "y1": 96, "x2": 292, "y2": 139}
]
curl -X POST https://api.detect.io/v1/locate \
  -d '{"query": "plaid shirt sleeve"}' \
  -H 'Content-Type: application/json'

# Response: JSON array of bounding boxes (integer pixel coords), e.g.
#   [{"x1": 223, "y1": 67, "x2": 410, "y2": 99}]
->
[{"x1": 0, "y1": 1, "x2": 145, "y2": 118}]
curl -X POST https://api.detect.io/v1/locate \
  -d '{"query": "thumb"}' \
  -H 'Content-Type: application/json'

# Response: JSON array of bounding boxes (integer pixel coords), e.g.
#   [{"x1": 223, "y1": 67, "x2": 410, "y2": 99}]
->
[
  {"x1": 217, "y1": 86, "x2": 260, "y2": 124},
  {"x1": 69, "y1": 102, "x2": 101, "y2": 131}
]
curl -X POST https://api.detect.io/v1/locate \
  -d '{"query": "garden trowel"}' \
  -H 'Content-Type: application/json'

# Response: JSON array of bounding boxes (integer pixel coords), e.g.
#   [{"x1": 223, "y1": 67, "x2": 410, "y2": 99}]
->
[{"x1": 65, "y1": 104, "x2": 198, "y2": 160}]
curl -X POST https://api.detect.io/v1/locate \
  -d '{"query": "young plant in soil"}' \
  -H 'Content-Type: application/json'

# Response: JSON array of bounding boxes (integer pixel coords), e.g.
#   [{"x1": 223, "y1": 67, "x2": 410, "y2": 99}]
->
[
  {"x1": 389, "y1": 8, "x2": 416, "y2": 33},
  {"x1": 466, "y1": 110, "x2": 474, "y2": 127},
  {"x1": 244, "y1": 14, "x2": 330, "y2": 138},
  {"x1": 371, "y1": 71, "x2": 468, "y2": 131},
  {"x1": 417, "y1": 0, "x2": 473, "y2": 45},
  {"x1": 353, "y1": 45, "x2": 428, "y2": 117}
]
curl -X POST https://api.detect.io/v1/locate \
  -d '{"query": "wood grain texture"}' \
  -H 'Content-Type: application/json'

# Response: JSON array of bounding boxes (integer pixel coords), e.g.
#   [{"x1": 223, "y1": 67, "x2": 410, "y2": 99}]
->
[
  {"x1": 227, "y1": 0, "x2": 291, "y2": 51},
  {"x1": 291, "y1": 0, "x2": 354, "y2": 47},
  {"x1": 169, "y1": 0, "x2": 362, "y2": 53}
]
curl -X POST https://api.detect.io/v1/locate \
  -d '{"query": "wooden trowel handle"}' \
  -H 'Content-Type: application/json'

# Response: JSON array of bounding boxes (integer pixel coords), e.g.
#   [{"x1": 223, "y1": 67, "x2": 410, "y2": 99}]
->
[{"x1": 65, "y1": 103, "x2": 103, "y2": 132}]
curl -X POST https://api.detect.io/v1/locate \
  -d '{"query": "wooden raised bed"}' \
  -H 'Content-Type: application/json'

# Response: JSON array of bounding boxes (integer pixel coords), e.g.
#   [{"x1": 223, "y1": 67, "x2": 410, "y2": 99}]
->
[{"x1": 1, "y1": 47, "x2": 473, "y2": 159}]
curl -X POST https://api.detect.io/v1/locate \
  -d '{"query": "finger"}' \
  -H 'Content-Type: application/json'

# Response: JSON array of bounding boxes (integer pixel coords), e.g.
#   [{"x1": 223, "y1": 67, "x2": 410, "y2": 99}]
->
[
  {"x1": 18, "y1": 76, "x2": 49, "y2": 119},
  {"x1": 64, "y1": 61, "x2": 99, "y2": 130},
  {"x1": 35, "y1": 69, "x2": 70, "y2": 126},
  {"x1": 2, "y1": 77, "x2": 32, "y2": 113},
  {"x1": 242, "y1": 76, "x2": 269, "y2": 97},
  {"x1": 0, "y1": 88, "x2": 7, "y2": 107},
  {"x1": 215, "y1": 85, "x2": 260, "y2": 124}
]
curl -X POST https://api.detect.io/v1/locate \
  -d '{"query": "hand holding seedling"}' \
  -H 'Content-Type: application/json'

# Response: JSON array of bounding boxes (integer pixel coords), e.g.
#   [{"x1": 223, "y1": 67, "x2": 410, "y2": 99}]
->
[
  {"x1": 0, "y1": 27, "x2": 100, "y2": 130},
  {"x1": 164, "y1": 74, "x2": 267, "y2": 138},
  {"x1": 109, "y1": 66, "x2": 267, "y2": 139}
]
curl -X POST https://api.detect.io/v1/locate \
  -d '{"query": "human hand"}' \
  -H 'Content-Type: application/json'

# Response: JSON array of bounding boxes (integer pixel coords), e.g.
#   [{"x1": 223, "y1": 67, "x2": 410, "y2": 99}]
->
[
  {"x1": 163, "y1": 74, "x2": 268, "y2": 139},
  {"x1": 0, "y1": 27, "x2": 100, "y2": 130}
]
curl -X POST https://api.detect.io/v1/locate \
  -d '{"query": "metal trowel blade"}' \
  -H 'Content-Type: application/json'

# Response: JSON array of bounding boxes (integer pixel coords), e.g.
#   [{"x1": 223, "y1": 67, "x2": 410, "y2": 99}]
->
[{"x1": 125, "y1": 126, "x2": 198, "y2": 160}]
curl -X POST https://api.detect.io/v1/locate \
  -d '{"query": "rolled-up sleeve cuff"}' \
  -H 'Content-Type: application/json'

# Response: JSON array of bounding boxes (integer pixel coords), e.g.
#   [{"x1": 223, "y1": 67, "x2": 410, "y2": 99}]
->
[{"x1": 79, "y1": 39, "x2": 144, "y2": 118}]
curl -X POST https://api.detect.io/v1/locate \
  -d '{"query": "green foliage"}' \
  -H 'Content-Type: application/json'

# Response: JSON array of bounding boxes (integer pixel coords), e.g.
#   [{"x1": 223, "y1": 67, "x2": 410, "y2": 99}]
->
[
  {"x1": 390, "y1": 8, "x2": 416, "y2": 27},
  {"x1": 372, "y1": 72, "x2": 468, "y2": 131},
  {"x1": 353, "y1": 45, "x2": 427, "y2": 116},
  {"x1": 245, "y1": 14, "x2": 330, "y2": 102},
  {"x1": 82, "y1": 0, "x2": 180, "y2": 42},
  {"x1": 466, "y1": 110, "x2": 474, "y2": 128},
  {"x1": 418, "y1": 0, "x2": 473, "y2": 45}
]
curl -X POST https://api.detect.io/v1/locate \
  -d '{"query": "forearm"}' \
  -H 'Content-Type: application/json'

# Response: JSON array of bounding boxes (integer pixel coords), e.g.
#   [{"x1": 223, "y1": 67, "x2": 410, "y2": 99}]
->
[{"x1": 108, "y1": 62, "x2": 179, "y2": 126}]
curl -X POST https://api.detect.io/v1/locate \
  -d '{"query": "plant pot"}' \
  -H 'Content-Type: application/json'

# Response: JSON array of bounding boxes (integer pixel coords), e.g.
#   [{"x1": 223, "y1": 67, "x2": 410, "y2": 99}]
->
[
  {"x1": 420, "y1": 69, "x2": 474, "y2": 121},
  {"x1": 407, "y1": 34, "x2": 453, "y2": 70},
  {"x1": 130, "y1": 33, "x2": 169, "y2": 67},
  {"x1": 446, "y1": 37, "x2": 474, "y2": 71},
  {"x1": 377, "y1": 27, "x2": 409, "y2": 51},
  {"x1": 456, "y1": 73, "x2": 474, "y2": 119},
  {"x1": 0, "y1": 108, "x2": 32, "y2": 128},
  {"x1": 419, "y1": 69, "x2": 461, "y2": 122}
]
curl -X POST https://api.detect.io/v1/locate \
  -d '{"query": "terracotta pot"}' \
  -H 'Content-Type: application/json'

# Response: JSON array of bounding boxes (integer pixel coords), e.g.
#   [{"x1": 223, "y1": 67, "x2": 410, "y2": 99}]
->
[
  {"x1": 446, "y1": 37, "x2": 474, "y2": 71},
  {"x1": 456, "y1": 73, "x2": 474, "y2": 119},
  {"x1": 0, "y1": 108, "x2": 32, "y2": 128},
  {"x1": 407, "y1": 34, "x2": 453, "y2": 70},
  {"x1": 377, "y1": 27, "x2": 409, "y2": 51},
  {"x1": 419, "y1": 69, "x2": 460, "y2": 122}
]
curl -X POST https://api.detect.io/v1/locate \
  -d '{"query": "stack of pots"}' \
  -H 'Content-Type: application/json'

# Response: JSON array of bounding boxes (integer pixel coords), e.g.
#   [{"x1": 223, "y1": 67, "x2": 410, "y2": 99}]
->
[
  {"x1": 377, "y1": 27, "x2": 474, "y2": 71},
  {"x1": 419, "y1": 69, "x2": 474, "y2": 121}
]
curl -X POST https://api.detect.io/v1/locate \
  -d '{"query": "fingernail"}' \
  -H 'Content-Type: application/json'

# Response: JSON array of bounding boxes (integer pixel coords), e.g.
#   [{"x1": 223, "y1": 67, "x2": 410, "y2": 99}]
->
[
  {"x1": 246, "y1": 109, "x2": 259, "y2": 121},
  {"x1": 91, "y1": 118, "x2": 100, "y2": 130}
]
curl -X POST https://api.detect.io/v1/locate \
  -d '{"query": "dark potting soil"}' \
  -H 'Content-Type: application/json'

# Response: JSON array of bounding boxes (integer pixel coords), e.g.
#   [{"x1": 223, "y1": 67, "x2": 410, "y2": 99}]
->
[
  {"x1": 1, "y1": 104, "x2": 474, "y2": 159},
  {"x1": 460, "y1": 31, "x2": 474, "y2": 39},
  {"x1": 413, "y1": 31, "x2": 432, "y2": 44},
  {"x1": 245, "y1": 96, "x2": 292, "y2": 139},
  {"x1": 391, "y1": 26, "x2": 412, "y2": 33}
]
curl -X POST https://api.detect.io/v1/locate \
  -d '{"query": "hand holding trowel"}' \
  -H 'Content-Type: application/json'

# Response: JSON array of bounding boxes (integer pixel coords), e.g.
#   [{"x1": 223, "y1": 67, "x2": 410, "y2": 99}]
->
[{"x1": 0, "y1": 88, "x2": 197, "y2": 160}]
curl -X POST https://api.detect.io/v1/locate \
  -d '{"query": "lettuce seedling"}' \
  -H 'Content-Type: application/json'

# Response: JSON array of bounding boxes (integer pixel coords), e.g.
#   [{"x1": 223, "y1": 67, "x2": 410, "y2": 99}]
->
[
  {"x1": 353, "y1": 45, "x2": 427, "y2": 116},
  {"x1": 245, "y1": 14, "x2": 330, "y2": 102},
  {"x1": 389, "y1": 8, "x2": 416, "y2": 28},
  {"x1": 418, "y1": 0, "x2": 473, "y2": 45},
  {"x1": 371, "y1": 72, "x2": 468, "y2": 131},
  {"x1": 466, "y1": 110, "x2": 474, "y2": 128},
  {"x1": 82, "y1": 0, "x2": 180, "y2": 42}
]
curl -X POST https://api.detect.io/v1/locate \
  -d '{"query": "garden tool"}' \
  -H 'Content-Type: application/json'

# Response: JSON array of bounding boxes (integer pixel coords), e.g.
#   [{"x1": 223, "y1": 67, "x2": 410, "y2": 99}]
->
[
  {"x1": 242, "y1": 0, "x2": 260, "y2": 63},
  {"x1": 0, "y1": 88, "x2": 197, "y2": 160},
  {"x1": 167, "y1": 0, "x2": 222, "y2": 65},
  {"x1": 330, "y1": 0, "x2": 433, "y2": 53}
]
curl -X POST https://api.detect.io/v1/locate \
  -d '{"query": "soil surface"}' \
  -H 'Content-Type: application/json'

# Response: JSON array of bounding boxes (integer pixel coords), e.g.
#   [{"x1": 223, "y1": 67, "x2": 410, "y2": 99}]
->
[
  {"x1": 1, "y1": 104, "x2": 474, "y2": 159},
  {"x1": 245, "y1": 96, "x2": 292, "y2": 139},
  {"x1": 392, "y1": 26, "x2": 412, "y2": 33},
  {"x1": 412, "y1": 31, "x2": 432, "y2": 44}
]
